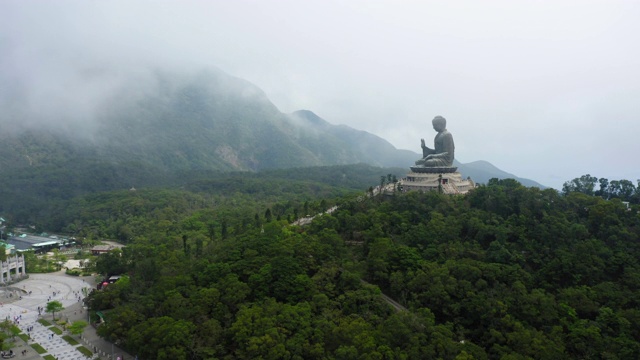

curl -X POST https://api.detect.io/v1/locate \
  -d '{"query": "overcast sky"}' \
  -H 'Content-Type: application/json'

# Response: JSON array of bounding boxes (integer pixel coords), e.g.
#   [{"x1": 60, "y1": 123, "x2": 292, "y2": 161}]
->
[{"x1": 2, "y1": 1, "x2": 639, "y2": 189}]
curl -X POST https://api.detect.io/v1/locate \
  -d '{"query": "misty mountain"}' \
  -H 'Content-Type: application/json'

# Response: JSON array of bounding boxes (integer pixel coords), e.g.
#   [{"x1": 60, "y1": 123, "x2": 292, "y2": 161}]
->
[
  {"x1": 454, "y1": 160, "x2": 546, "y2": 188},
  {"x1": 291, "y1": 111, "x2": 546, "y2": 188},
  {"x1": 289, "y1": 110, "x2": 418, "y2": 168},
  {"x1": 0, "y1": 68, "x2": 417, "y2": 174},
  {"x1": 0, "y1": 67, "x2": 545, "y2": 196}
]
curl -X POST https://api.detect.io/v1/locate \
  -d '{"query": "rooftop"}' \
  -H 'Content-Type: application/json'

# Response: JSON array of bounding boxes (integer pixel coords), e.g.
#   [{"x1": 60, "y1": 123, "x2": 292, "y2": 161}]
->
[
  {"x1": 91, "y1": 245, "x2": 116, "y2": 252},
  {"x1": 7, "y1": 234, "x2": 64, "y2": 250}
]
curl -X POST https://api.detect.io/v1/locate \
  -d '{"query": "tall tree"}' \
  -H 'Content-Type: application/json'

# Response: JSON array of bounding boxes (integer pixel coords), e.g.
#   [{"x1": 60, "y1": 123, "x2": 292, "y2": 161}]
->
[
  {"x1": 68, "y1": 320, "x2": 88, "y2": 335},
  {"x1": 562, "y1": 174, "x2": 598, "y2": 196},
  {"x1": 46, "y1": 301, "x2": 65, "y2": 321},
  {"x1": 221, "y1": 219, "x2": 228, "y2": 239},
  {"x1": 597, "y1": 177, "x2": 609, "y2": 198}
]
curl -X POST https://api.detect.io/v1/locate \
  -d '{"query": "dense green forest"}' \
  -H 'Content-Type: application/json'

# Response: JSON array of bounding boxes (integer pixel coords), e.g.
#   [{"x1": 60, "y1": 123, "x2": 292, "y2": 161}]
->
[
  {"x1": 76, "y1": 175, "x2": 640, "y2": 359},
  {"x1": 0, "y1": 163, "x2": 402, "y2": 234},
  {"x1": 562, "y1": 174, "x2": 640, "y2": 203}
]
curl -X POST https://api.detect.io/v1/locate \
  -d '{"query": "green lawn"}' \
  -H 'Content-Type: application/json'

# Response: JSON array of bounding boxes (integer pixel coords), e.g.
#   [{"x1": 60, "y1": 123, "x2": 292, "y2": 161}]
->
[
  {"x1": 10, "y1": 325, "x2": 21, "y2": 335},
  {"x1": 38, "y1": 319, "x2": 52, "y2": 326},
  {"x1": 77, "y1": 346, "x2": 93, "y2": 357},
  {"x1": 62, "y1": 335, "x2": 79, "y2": 345},
  {"x1": 31, "y1": 343, "x2": 47, "y2": 354},
  {"x1": 49, "y1": 326, "x2": 62, "y2": 335}
]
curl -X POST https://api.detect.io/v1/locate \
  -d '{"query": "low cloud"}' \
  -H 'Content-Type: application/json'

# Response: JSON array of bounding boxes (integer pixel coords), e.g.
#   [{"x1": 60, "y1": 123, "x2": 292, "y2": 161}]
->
[{"x1": 1, "y1": 1, "x2": 639, "y2": 188}]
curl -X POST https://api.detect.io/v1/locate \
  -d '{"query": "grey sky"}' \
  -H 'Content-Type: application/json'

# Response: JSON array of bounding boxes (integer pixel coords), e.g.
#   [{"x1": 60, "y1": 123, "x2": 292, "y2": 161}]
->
[{"x1": 2, "y1": 1, "x2": 639, "y2": 188}]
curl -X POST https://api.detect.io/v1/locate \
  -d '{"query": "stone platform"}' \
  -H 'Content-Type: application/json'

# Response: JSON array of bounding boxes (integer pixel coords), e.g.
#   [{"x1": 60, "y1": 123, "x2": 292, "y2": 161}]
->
[
  {"x1": 409, "y1": 166, "x2": 457, "y2": 173},
  {"x1": 400, "y1": 170, "x2": 475, "y2": 194}
]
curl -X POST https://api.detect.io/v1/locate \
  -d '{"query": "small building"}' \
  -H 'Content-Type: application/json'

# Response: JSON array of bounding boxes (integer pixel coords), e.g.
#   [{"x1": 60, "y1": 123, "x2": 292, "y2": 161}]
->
[
  {"x1": 1, "y1": 254, "x2": 26, "y2": 283},
  {"x1": 0, "y1": 242, "x2": 15, "y2": 255},
  {"x1": 91, "y1": 245, "x2": 116, "y2": 255},
  {"x1": 7, "y1": 234, "x2": 65, "y2": 253}
]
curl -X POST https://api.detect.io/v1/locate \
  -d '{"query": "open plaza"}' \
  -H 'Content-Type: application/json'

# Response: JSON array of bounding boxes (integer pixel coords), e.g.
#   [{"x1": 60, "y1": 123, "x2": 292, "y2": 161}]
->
[{"x1": 0, "y1": 273, "x2": 130, "y2": 360}]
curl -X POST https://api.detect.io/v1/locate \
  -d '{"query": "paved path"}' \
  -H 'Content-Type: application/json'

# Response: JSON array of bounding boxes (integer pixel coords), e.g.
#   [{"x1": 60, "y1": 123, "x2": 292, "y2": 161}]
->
[
  {"x1": 0, "y1": 273, "x2": 133, "y2": 360},
  {"x1": 291, "y1": 205, "x2": 340, "y2": 226}
]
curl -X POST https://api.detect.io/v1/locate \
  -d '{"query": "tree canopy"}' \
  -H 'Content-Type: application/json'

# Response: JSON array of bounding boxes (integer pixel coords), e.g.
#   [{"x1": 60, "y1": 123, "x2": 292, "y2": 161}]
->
[
  {"x1": 46, "y1": 301, "x2": 65, "y2": 321},
  {"x1": 78, "y1": 175, "x2": 640, "y2": 359}
]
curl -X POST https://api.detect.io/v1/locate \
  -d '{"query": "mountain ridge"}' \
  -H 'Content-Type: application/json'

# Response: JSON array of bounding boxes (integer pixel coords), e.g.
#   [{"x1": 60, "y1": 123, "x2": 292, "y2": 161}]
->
[
  {"x1": 290, "y1": 109, "x2": 546, "y2": 188},
  {"x1": 0, "y1": 67, "x2": 546, "y2": 190}
]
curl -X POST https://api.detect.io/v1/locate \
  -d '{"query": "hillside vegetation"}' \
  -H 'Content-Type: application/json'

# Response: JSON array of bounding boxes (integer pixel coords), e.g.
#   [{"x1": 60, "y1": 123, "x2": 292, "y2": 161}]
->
[
  {"x1": 3, "y1": 164, "x2": 400, "y2": 236},
  {"x1": 84, "y1": 178, "x2": 640, "y2": 359},
  {"x1": 0, "y1": 67, "x2": 544, "y2": 227}
]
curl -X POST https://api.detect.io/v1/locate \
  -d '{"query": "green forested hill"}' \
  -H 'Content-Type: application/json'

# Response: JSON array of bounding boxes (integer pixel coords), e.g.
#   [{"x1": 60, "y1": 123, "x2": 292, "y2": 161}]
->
[
  {"x1": 6, "y1": 163, "x2": 401, "y2": 234},
  {"x1": 0, "y1": 67, "x2": 545, "y2": 225},
  {"x1": 0, "y1": 68, "x2": 416, "y2": 223},
  {"x1": 85, "y1": 179, "x2": 640, "y2": 359},
  {"x1": 0, "y1": 66, "x2": 552, "y2": 232}
]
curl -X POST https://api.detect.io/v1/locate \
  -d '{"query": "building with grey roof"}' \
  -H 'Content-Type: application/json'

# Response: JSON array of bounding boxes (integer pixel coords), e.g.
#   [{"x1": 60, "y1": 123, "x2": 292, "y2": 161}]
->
[{"x1": 7, "y1": 234, "x2": 65, "y2": 253}]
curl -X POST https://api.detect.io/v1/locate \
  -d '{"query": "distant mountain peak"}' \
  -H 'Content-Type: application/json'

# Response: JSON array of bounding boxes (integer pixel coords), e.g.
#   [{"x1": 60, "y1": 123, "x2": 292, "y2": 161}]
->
[
  {"x1": 290, "y1": 110, "x2": 331, "y2": 127},
  {"x1": 455, "y1": 160, "x2": 547, "y2": 188},
  {"x1": 463, "y1": 160, "x2": 502, "y2": 172}
]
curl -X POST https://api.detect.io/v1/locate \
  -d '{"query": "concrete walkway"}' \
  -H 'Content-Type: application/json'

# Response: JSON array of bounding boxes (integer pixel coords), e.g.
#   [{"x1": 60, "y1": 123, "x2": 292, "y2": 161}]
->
[{"x1": 0, "y1": 273, "x2": 134, "y2": 360}]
